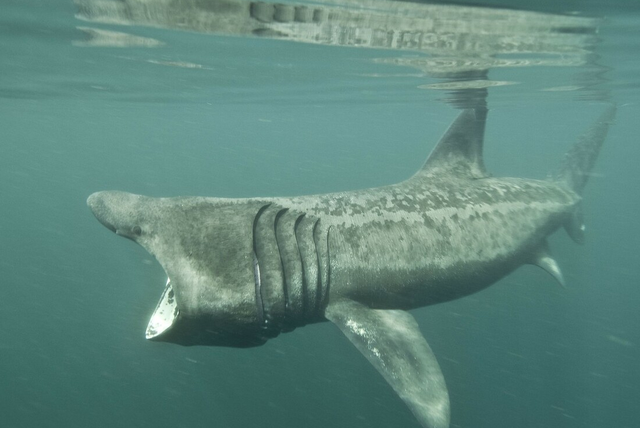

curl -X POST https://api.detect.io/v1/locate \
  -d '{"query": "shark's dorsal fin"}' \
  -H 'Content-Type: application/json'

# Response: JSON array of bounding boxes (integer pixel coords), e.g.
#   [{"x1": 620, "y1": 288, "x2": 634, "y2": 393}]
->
[
  {"x1": 415, "y1": 108, "x2": 489, "y2": 179},
  {"x1": 325, "y1": 299, "x2": 450, "y2": 428}
]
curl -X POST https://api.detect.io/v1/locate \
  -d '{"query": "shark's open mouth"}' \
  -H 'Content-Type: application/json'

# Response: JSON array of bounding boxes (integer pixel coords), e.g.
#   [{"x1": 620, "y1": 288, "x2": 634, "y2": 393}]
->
[{"x1": 145, "y1": 278, "x2": 179, "y2": 340}]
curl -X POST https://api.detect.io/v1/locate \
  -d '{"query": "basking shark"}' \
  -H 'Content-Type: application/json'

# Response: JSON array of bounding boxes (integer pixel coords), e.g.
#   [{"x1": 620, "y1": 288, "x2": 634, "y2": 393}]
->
[{"x1": 87, "y1": 107, "x2": 615, "y2": 428}]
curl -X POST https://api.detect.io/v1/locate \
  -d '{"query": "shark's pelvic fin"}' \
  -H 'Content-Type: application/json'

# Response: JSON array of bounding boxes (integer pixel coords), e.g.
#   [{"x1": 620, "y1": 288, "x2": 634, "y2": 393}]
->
[
  {"x1": 529, "y1": 240, "x2": 565, "y2": 288},
  {"x1": 416, "y1": 108, "x2": 489, "y2": 179},
  {"x1": 325, "y1": 299, "x2": 450, "y2": 428}
]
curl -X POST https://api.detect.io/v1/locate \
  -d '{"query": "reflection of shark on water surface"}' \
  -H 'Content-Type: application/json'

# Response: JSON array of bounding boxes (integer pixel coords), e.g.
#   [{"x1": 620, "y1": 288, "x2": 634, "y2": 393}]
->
[
  {"x1": 74, "y1": 0, "x2": 599, "y2": 79},
  {"x1": 87, "y1": 107, "x2": 615, "y2": 428}
]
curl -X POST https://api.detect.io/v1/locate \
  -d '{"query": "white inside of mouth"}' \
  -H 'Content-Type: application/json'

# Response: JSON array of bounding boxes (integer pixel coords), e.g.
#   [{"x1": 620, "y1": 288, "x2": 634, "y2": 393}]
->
[{"x1": 145, "y1": 277, "x2": 179, "y2": 340}]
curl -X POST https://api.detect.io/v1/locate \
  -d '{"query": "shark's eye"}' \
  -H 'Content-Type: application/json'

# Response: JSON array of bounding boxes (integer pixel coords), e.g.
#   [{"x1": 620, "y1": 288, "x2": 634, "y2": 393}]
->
[{"x1": 132, "y1": 226, "x2": 142, "y2": 236}]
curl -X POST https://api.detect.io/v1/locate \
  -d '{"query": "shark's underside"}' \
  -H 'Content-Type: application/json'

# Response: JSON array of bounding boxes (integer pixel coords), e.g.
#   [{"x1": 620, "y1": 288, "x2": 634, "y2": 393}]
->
[{"x1": 88, "y1": 107, "x2": 615, "y2": 428}]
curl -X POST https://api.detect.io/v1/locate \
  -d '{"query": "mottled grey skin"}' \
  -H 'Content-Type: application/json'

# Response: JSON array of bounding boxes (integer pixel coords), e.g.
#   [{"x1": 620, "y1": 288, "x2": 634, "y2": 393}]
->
[{"x1": 87, "y1": 107, "x2": 615, "y2": 428}]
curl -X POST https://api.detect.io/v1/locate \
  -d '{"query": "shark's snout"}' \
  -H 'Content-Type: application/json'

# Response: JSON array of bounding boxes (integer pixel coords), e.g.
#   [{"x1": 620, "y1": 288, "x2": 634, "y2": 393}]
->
[
  {"x1": 87, "y1": 191, "x2": 144, "y2": 241},
  {"x1": 87, "y1": 192, "x2": 117, "y2": 233}
]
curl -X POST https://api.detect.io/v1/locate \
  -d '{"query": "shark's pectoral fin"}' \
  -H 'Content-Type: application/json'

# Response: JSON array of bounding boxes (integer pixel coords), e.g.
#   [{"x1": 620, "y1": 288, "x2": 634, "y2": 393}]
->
[{"x1": 325, "y1": 299, "x2": 450, "y2": 428}]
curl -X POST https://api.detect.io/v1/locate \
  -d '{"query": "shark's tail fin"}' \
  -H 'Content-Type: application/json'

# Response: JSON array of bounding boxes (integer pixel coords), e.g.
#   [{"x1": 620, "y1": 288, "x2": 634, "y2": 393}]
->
[
  {"x1": 555, "y1": 106, "x2": 616, "y2": 195},
  {"x1": 555, "y1": 106, "x2": 616, "y2": 243}
]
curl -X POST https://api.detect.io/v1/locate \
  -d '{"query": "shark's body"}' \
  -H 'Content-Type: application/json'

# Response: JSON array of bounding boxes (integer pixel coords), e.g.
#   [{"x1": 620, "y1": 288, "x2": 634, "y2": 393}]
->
[{"x1": 88, "y1": 107, "x2": 615, "y2": 428}]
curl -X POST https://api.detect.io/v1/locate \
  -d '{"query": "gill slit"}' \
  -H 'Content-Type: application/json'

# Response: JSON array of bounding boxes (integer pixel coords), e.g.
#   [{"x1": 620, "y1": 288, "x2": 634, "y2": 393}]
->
[
  {"x1": 323, "y1": 225, "x2": 332, "y2": 311},
  {"x1": 293, "y1": 214, "x2": 307, "y2": 317},
  {"x1": 312, "y1": 218, "x2": 322, "y2": 314},
  {"x1": 274, "y1": 208, "x2": 290, "y2": 317},
  {"x1": 252, "y1": 204, "x2": 271, "y2": 326}
]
